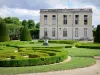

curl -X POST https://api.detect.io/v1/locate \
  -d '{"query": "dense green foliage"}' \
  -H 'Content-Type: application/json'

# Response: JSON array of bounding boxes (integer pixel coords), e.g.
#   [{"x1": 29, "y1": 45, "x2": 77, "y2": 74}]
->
[
  {"x1": 94, "y1": 25, "x2": 100, "y2": 43},
  {"x1": 7, "y1": 24, "x2": 23, "y2": 40},
  {"x1": 30, "y1": 29, "x2": 39, "y2": 39},
  {"x1": 0, "y1": 20, "x2": 10, "y2": 42},
  {"x1": 0, "y1": 17, "x2": 40, "y2": 40},
  {"x1": 75, "y1": 42, "x2": 100, "y2": 49},
  {"x1": 0, "y1": 46, "x2": 68, "y2": 67},
  {"x1": 20, "y1": 26, "x2": 32, "y2": 41},
  {"x1": 38, "y1": 40, "x2": 78, "y2": 44},
  {"x1": 36, "y1": 22, "x2": 40, "y2": 28}
]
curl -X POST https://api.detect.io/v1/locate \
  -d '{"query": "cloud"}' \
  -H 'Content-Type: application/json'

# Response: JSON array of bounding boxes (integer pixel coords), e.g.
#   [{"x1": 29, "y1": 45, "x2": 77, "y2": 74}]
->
[
  {"x1": 0, "y1": 0, "x2": 100, "y2": 26},
  {"x1": 0, "y1": 0, "x2": 51, "y2": 10},
  {"x1": 0, "y1": 6, "x2": 39, "y2": 22},
  {"x1": 74, "y1": 0, "x2": 100, "y2": 7}
]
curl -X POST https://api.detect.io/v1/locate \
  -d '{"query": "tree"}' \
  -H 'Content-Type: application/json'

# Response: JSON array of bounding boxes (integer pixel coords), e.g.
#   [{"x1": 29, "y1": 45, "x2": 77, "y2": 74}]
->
[
  {"x1": 11, "y1": 17, "x2": 21, "y2": 25},
  {"x1": 28, "y1": 20, "x2": 35, "y2": 28},
  {"x1": 20, "y1": 26, "x2": 32, "y2": 41},
  {"x1": 94, "y1": 25, "x2": 100, "y2": 43},
  {"x1": 0, "y1": 20, "x2": 10, "y2": 42},
  {"x1": 4, "y1": 17, "x2": 13, "y2": 24},
  {"x1": 7, "y1": 24, "x2": 23, "y2": 40},
  {"x1": 36, "y1": 22, "x2": 40, "y2": 28},
  {"x1": 22, "y1": 20, "x2": 28, "y2": 27}
]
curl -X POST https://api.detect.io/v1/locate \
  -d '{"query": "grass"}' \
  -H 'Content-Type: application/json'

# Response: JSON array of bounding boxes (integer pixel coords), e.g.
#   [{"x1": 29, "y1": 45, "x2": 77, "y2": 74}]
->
[
  {"x1": 0, "y1": 41, "x2": 100, "y2": 74},
  {"x1": 0, "y1": 57, "x2": 95, "y2": 74},
  {"x1": 64, "y1": 48, "x2": 100, "y2": 57}
]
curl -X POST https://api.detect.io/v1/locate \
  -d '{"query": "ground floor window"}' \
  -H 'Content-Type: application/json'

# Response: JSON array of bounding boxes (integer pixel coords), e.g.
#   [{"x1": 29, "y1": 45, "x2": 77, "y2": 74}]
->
[
  {"x1": 52, "y1": 28, "x2": 56, "y2": 37},
  {"x1": 75, "y1": 28, "x2": 78, "y2": 37},
  {"x1": 63, "y1": 28, "x2": 67, "y2": 37},
  {"x1": 44, "y1": 28, "x2": 48, "y2": 36}
]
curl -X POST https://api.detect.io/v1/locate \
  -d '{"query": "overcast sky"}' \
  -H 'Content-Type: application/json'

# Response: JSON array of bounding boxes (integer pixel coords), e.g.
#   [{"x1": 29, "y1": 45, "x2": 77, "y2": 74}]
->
[{"x1": 0, "y1": 0, "x2": 100, "y2": 27}]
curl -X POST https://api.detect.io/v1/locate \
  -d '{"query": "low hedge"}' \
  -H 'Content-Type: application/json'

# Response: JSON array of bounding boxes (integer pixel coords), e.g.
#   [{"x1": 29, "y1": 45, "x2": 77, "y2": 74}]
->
[
  {"x1": 38, "y1": 40, "x2": 78, "y2": 44},
  {"x1": 75, "y1": 42, "x2": 100, "y2": 49},
  {"x1": 0, "y1": 49, "x2": 68, "y2": 67}
]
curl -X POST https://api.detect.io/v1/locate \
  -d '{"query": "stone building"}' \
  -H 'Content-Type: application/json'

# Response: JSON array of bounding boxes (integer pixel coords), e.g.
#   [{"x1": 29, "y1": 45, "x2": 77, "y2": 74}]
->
[{"x1": 40, "y1": 8, "x2": 93, "y2": 40}]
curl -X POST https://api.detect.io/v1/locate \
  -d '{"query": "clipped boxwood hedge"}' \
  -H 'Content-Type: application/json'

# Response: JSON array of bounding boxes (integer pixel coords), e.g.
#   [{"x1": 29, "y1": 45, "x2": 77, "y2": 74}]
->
[
  {"x1": 38, "y1": 40, "x2": 78, "y2": 44},
  {"x1": 0, "y1": 48, "x2": 68, "y2": 67},
  {"x1": 75, "y1": 42, "x2": 100, "y2": 49}
]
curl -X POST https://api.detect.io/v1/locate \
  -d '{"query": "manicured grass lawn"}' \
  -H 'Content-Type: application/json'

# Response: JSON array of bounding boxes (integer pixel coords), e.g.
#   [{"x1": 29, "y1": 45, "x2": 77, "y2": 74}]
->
[
  {"x1": 0, "y1": 57, "x2": 95, "y2": 74},
  {"x1": 64, "y1": 48, "x2": 100, "y2": 57}
]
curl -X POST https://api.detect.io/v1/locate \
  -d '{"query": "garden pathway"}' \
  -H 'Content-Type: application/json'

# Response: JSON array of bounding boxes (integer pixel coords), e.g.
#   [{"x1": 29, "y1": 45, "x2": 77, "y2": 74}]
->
[{"x1": 18, "y1": 56, "x2": 100, "y2": 75}]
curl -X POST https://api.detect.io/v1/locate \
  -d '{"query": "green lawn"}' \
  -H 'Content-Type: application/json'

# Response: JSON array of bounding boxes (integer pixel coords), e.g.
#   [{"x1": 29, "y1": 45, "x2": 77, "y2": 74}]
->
[{"x1": 64, "y1": 48, "x2": 100, "y2": 57}]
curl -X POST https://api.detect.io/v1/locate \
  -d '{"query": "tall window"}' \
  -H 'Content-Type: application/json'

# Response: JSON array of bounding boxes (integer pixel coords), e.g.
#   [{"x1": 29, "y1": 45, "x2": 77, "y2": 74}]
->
[
  {"x1": 84, "y1": 28, "x2": 87, "y2": 37},
  {"x1": 75, "y1": 28, "x2": 78, "y2": 37},
  {"x1": 44, "y1": 15, "x2": 47, "y2": 25},
  {"x1": 63, "y1": 15, "x2": 67, "y2": 24},
  {"x1": 63, "y1": 28, "x2": 67, "y2": 37},
  {"x1": 52, "y1": 28, "x2": 55, "y2": 37},
  {"x1": 52, "y1": 15, "x2": 56, "y2": 25},
  {"x1": 75, "y1": 15, "x2": 79, "y2": 24},
  {"x1": 84, "y1": 15, "x2": 88, "y2": 25},
  {"x1": 44, "y1": 28, "x2": 48, "y2": 36}
]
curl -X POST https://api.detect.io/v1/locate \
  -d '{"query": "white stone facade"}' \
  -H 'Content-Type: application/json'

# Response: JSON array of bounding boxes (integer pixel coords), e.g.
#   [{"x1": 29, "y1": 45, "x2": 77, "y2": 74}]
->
[{"x1": 40, "y1": 9, "x2": 93, "y2": 40}]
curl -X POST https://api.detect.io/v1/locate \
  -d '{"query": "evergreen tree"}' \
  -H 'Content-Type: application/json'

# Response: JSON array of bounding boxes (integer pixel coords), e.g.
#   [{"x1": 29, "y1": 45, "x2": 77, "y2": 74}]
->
[
  {"x1": 20, "y1": 26, "x2": 32, "y2": 41},
  {"x1": 94, "y1": 25, "x2": 100, "y2": 43},
  {"x1": 0, "y1": 20, "x2": 10, "y2": 42}
]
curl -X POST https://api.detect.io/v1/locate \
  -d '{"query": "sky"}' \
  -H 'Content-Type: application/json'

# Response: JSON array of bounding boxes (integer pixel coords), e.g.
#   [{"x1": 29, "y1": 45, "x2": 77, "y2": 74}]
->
[{"x1": 0, "y1": 0, "x2": 100, "y2": 27}]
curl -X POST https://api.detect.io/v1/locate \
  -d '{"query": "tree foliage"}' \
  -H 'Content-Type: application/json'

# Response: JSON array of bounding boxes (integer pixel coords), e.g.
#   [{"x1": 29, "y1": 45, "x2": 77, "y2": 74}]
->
[
  {"x1": 36, "y1": 22, "x2": 40, "y2": 28},
  {"x1": 20, "y1": 26, "x2": 32, "y2": 41},
  {"x1": 22, "y1": 20, "x2": 28, "y2": 27},
  {"x1": 28, "y1": 20, "x2": 35, "y2": 28},
  {"x1": 94, "y1": 25, "x2": 100, "y2": 43}
]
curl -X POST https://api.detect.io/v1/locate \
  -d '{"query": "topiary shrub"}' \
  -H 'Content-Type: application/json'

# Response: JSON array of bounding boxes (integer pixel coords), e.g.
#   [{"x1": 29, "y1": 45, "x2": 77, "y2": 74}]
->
[
  {"x1": 0, "y1": 20, "x2": 10, "y2": 42},
  {"x1": 94, "y1": 25, "x2": 100, "y2": 43},
  {"x1": 20, "y1": 26, "x2": 32, "y2": 41}
]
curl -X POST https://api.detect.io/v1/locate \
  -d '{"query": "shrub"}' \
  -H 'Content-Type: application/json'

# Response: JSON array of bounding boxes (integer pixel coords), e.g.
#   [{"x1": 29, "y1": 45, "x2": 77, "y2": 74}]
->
[
  {"x1": 75, "y1": 42, "x2": 100, "y2": 49},
  {"x1": 29, "y1": 54, "x2": 40, "y2": 58},
  {"x1": 11, "y1": 56, "x2": 16, "y2": 59},
  {"x1": 0, "y1": 49, "x2": 68, "y2": 67},
  {"x1": 20, "y1": 26, "x2": 32, "y2": 41},
  {"x1": 0, "y1": 20, "x2": 10, "y2": 42},
  {"x1": 38, "y1": 40, "x2": 78, "y2": 44},
  {"x1": 94, "y1": 25, "x2": 100, "y2": 43}
]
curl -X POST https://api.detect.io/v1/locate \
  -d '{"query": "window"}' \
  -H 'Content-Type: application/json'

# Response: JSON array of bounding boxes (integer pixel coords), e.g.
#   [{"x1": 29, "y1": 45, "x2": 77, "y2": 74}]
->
[
  {"x1": 63, "y1": 15, "x2": 67, "y2": 24},
  {"x1": 84, "y1": 15, "x2": 88, "y2": 25},
  {"x1": 52, "y1": 15, "x2": 56, "y2": 25},
  {"x1": 75, "y1": 15, "x2": 79, "y2": 24},
  {"x1": 44, "y1": 28, "x2": 48, "y2": 36},
  {"x1": 63, "y1": 28, "x2": 67, "y2": 37},
  {"x1": 44, "y1": 15, "x2": 47, "y2": 25},
  {"x1": 52, "y1": 28, "x2": 55, "y2": 37},
  {"x1": 84, "y1": 28, "x2": 87, "y2": 37},
  {"x1": 75, "y1": 28, "x2": 78, "y2": 37}
]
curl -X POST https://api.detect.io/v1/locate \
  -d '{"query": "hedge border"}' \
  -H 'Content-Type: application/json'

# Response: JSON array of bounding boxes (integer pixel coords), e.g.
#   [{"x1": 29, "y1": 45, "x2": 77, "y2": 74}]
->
[{"x1": 0, "y1": 49, "x2": 68, "y2": 67}]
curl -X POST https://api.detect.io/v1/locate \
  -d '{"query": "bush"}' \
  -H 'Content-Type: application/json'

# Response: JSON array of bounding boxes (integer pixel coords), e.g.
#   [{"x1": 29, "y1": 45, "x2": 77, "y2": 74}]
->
[
  {"x1": 20, "y1": 26, "x2": 32, "y2": 41},
  {"x1": 29, "y1": 29, "x2": 39, "y2": 39},
  {"x1": 0, "y1": 20, "x2": 10, "y2": 42},
  {"x1": 0, "y1": 48, "x2": 68, "y2": 67},
  {"x1": 94, "y1": 25, "x2": 100, "y2": 43},
  {"x1": 29, "y1": 54, "x2": 40, "y2": 58},
  {"x1": 75, "y1": 42, "x2": 100, "y2": 49},
  {"x1": 38, "y1": 40, "x2": 78, "y2": 44}
]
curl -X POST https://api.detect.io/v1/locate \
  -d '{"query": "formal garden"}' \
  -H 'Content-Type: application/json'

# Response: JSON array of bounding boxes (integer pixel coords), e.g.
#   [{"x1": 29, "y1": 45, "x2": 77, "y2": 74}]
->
[{"x1": 0, "y1": 18, "x2": 100, "y2": 74}]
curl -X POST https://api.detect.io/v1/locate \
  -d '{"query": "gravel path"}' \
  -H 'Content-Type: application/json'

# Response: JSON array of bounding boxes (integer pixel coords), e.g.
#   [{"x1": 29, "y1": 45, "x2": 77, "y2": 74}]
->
[{"x1": 18, "y1": 56, "x2": 100, "y2": 75}]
